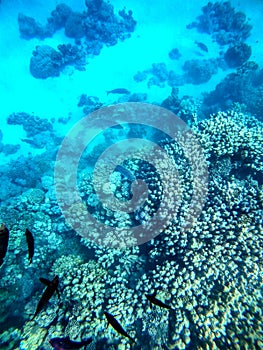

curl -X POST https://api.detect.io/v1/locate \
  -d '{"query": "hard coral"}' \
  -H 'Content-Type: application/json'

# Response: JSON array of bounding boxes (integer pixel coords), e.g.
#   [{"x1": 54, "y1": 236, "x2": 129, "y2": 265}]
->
[
  {"x1": 224, "y1": 42, "x2": 252, "y2": 68},
  {"x1": 30, "y1": 45, "x2": 63, "y2": 79},
  {"x1": 64, "y1": 12, "x2": 85, "y2": 38},
  {"x1": 188, "y1": 1, "x2": 252, "y2": 45},
  {"x1": 183, "y1": 59, "x2": 218, "y2": 84},
  {"x1": 203, "y1": 61, "x2": 263, "y2": 120},
  {"x1": 18, "y1": 13, "x2": 51, "y2": 39}
]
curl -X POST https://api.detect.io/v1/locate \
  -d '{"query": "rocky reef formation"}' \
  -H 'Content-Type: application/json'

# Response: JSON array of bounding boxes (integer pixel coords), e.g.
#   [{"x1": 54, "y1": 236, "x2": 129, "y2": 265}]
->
[
  {"x1": 0, "y1": 108, "x2": 262, "y2": 349},
  {"x1": 203, "y1": 62, "x2": 263, "y2": 120},
  {"x1": 187, "y1": 1, "x2": 252, "y2": 45},
  {"x1": 18, "y1": 1, "x2": 136, "y2": 78}
]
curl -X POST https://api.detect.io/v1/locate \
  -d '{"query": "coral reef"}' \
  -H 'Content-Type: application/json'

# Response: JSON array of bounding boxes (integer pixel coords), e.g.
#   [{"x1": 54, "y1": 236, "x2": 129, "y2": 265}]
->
[
  {"x1": 29, "y1": 44, "x2": 86, "y2": 79},
  {"x1": 7, "y1": 112, "x2": 60, "y2": 149},
  {"x1": 48, "y1": 3, "x2": 73, "y2": 32},
  {"x1": 78, "y1": 94, "x2": 104, "y2": 114},
  {"x1": 183, "y1": 58, "x2": 218, "y2": 84},
  {"x1": 7, "y1": 112, "x2": 53, "y2": 137},
  {"x1": 64, "y1": 12, "x2": 86, "y2": 39},
  {"x1": 0, "y1": 148, "x2": 55, "y2": 201},
  {"x1": 19, "y1": 1, "x2": 136, "y2": 78},
  {"x1": 169, "y1": 48, "x2": 182, "y2": 60},
  {"x1": 57, "y1": 44, "x2": 86, "y2": 70},
  {"x1": 161, "y1": 87, "x2": 203, "y2": 125},
  {"x1": 18, "y1": 13, "x2": 52, "y2": 39},
  {"x1": 224, "y1": 42, "x2": 252, "y2": 68},
  {"x1": 203, "y1": 61, "x2": 263, "y2": 120},
  {"x1": 30, "y1": 45, "x2": 63, "y2": 79},
  {"x1": 0, "y1": 108, "x2": 263, "y2": 349},
  {"x1": 0, "y1": 142, "x2": 20, "y2": 155},
  {"x1": 134, "y1": 58, "x2": 219, "y2": 88},
  {"x1": 0, "y1": 130, "x2": 20, "y2": 155},
  {"x1": 187, "y1": 1, "x2": 252, "y2": 45},
  {"x1": 134, "y1": 62, "x2": 184, "y2": 88},
  {"x1": 18, "y1": 4, "x2": 73, "y2": 39},
  {"x1": 1, "y1": 1, "x2": 263, "y2": 347}
]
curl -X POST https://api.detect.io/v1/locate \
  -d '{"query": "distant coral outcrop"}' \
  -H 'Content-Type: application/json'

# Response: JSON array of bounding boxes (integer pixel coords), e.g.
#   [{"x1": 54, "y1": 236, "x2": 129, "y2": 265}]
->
[{"x1": 18, "y1": 1, "x2": 136, "y2": 79}]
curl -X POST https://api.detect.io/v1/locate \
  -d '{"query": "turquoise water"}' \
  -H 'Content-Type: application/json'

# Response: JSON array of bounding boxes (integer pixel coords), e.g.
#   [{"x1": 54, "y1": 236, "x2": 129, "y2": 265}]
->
[{"x1": 0, "y1": 0, "x2": 263, "y2": 349}]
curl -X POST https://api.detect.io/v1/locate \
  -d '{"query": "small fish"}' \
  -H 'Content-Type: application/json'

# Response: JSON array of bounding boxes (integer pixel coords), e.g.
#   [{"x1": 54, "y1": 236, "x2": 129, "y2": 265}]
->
[
  {"x1": 25, "y1": 228, "x2": 34, "y2": 264},
  {"x1": 32, "y1": 275, "x2": 59, "y2": 320},
  {"x1": 195, "y1": 41, "x2": 208, "y2": 53},
  {"x1": 146, "y1": 291, "x2": 171, "y2": 310},
  {"x1": 107, "y1": 88, "x2": 130, "y2": 96},
  {"x1": 21, "y1": 138, "x2": 45, "y2": 148},
  {"x1": 104, "y1": 311, "x2": 135, "y2": 343},
  {"x1": 21, "y1": 138, "x2": 35, "y2": 145},
  {"x1": 0, "y1": 223, "x2": 9, "y2": 267},
  {"x1": 49, "y1": 336, "x2": 92, "y2": 349},
  {"x1": 115, "y1": 164, "x2": 136, "y2": 182},
  {"x1": 101, "y1": 119, "x2": 124, "y2": 129}
]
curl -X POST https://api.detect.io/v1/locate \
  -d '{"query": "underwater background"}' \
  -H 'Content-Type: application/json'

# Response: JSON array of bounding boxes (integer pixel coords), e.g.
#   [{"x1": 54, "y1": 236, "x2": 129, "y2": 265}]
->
[{"x1": 0, "y1": 0, "x2": 263, "y2": 349}]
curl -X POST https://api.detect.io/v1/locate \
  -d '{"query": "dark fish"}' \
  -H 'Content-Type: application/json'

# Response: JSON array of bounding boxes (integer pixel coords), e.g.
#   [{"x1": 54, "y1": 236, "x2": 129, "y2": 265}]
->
[
  {"x1": 146, "y1": 291, "x2": 171, "y2": 310},
  {"x1": 25, "y1": 228, "x2": 34, "y2": 264},
  {"x1": 195, "y1": 41, "x2": 208, "y2": 53},
  {"x1": 21, "y1": 138, "x2": 35, "y2": 145},
  {"x1": 32, "y1": 275, "x2": 59, "y2": 320},
  {"x1": 49, "y1": 336, "x2": 92, "y2": 349},
  {"x1": 21, "y1": 138, "x2": 45, "y2": 149},
  {"x1": 0, "y1": 223, "x2": 9, "y2": 267},
  {"x1": 107, "y1": 88, "x2": 130, "y2": 96},
  {"x1": 99, "y1": 120, "x2": 124, "y2": 129},
  {"x1": 115, "y1": 165, "x2": 136, "y2": 182},
  {"x1": 104, "y1": 311, "x2": 135, "y2": 343}
]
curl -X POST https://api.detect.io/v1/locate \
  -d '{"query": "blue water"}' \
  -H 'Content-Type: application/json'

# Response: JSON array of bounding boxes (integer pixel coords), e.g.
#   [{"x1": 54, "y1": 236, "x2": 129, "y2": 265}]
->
[{"x1": 0, "y1": 0, "x2": 263, "y2": 349}]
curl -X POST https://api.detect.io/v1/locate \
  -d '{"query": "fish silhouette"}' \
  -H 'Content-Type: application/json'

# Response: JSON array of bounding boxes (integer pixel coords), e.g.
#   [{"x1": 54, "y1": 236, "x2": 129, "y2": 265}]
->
[
  {"x1": 195, "y1": 41, "x2": 208, "y2": 52},
  {"x1": 32, "y1": 275, "x2": 59, "y2": 320},
  {"x1": 25, "y1": 228, "x2": 34, "y2": 264},
  {"x1": 0, "y1": 223, "x2": 9, "y2": 267},
  {"x1": 107, "y1": 88, "x2": 130, "y2": 95},
  {"x1": 146, "y1": 291, "x2": 171, "y2": 309},
  {"x1": 104, "y1": 311, "x2": 135, "y2": 343}
]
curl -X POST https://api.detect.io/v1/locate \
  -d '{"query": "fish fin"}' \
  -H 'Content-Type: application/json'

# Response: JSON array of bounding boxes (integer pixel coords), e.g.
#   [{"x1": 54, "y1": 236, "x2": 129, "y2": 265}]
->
[
  {"x1": 152, "y1": 290, "x2": 157, "y2": 297},
  {"x1": 56, "y1": 288, "x2": 60, "y2": 298},
  {"x1": 39, "y1": 277, "x2": 51, "y2": 285}
]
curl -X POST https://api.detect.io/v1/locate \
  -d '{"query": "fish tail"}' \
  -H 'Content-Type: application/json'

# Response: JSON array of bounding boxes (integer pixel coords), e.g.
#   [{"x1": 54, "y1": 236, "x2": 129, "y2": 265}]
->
[
  {"x1": 106, "y1": 91, "x2": 110, "y2": 95},
  {"x1": 31, "y1": 307, "x2": 40, "y2": 321}
]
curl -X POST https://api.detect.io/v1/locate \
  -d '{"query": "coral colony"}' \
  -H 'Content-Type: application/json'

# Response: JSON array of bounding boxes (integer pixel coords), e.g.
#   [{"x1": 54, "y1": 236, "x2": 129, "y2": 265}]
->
[{"x1": 0, "y1": 1, "x2": 263, "y2": 349}]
